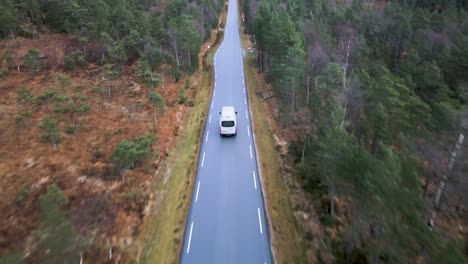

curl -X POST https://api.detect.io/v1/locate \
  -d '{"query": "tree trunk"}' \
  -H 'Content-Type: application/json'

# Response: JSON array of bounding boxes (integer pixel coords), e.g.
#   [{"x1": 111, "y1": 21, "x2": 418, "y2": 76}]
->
[
  {"x1": 260, "y1": 50, "x2": 264, "y2": 73},
  {"x1": 393, "y1": 35, "x2": 402, "y2": 66},
  {"x1": 423, "y1": 173, "x2": 431, "y2": 198},
  {"x1": 428, "y1": 133, "x2": 464, "y2": 227},
  {"x1": 201, "y1": 8, "x2": 205, "y2": 40},
  {"x1": 301, "y1": 134, "x2": 306, "y2": 166},
  {"x1": 306, "y1": 75, "x2": 310, "y2": 105},
  {"x1": 341, "y1": 40, "x2": 351, "y2": 128},
  {"x1": 108, "y1": 247, "x2": 112, "y2": 261},
  {"x1": 173, "y1": 38, "x2": 180, "y2": 67},
  {"x1": 329, "y1": 179, "x2": 335, "y2": 217},
  {"x1": 188, "y1": 50, "x2": 192, "y2": 68},
  {"x1": 257, "y1": 42, "x2": 262, "y2": 73},
  {"x1": 153, "y1": 107, "x2": 157, "y2": 128},
  {"x1": 291, "y1": 84, "x2": 295, "y2": 114},
  {"x1": 371, "y1": 134, "x2": 378, "y2": 155}
]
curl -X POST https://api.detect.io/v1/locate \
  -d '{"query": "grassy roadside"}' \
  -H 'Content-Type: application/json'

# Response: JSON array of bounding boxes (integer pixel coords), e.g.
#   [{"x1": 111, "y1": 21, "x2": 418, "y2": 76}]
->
[
  {"x1": 136, "y1": 4, "x2": 228, "y2": 264},
  {"x1": 238, "y1": 7, "x2": 307, "y2": 263},
  {"x1": 244, "y1": 53, "x2": 306, "y2": 263}
]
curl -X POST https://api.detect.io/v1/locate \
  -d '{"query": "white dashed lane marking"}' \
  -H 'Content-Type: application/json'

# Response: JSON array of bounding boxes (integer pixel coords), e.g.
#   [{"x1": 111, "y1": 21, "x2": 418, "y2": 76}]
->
[
  {"x1": 201, "y1": 152, "x2": 206, "y2": 167},
  {"x1": 257, "y1": 208, "x2": 263, "y2": 234},
  {"x1": 195, "y1": 181, "x2": 200, "y2": 202},
  {"x1": 253, "y1": 171, "x2": 257, "y2": 190},
  {"x1": 187, "y1": 222, "x2": 194, "y2": 253}
]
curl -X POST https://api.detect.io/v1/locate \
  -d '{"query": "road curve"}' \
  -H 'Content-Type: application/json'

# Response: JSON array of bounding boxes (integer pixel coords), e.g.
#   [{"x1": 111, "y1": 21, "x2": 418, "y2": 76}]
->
[{"x1": 180, "y1": 0, "x2": 273, "y2": 263}]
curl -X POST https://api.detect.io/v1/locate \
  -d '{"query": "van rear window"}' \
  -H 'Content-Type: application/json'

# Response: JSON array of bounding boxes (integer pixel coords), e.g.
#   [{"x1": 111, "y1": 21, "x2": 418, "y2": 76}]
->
[{"x1": 221, "y1": 121, "x2": 235, "y2": 127}]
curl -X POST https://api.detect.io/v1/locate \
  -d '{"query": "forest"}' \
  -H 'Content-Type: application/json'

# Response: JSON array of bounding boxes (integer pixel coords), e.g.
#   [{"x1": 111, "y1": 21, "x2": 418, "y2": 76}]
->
[
  {"x1": 0, "y1": 0, "x2": 223, "y2": 263},
  {"x1": 0, "y1": 0, "x2": 224, "y2": 74},
  {"x1": 1, "y1": 0, "x2": 467, "y2": 262},
  {"x1": 241, "y1": 0, "x2": 467, "y2": 263}
]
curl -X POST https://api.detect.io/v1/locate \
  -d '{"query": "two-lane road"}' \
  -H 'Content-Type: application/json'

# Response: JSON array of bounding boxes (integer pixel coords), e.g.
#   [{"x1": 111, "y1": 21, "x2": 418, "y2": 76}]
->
[{"x1": 180, "y1": 0, "x2": 273, "y2": 263}]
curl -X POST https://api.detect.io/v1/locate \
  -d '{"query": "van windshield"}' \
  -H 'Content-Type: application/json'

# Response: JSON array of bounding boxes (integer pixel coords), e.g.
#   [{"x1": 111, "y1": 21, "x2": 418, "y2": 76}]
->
[{"x1": 221, "y1": 121, "x2": 235, "y2": 127}]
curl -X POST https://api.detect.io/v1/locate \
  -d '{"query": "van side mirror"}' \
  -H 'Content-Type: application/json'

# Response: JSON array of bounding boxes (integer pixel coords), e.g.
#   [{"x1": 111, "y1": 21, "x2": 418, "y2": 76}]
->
[
  {"x1": 235, "y1": 111, "x2": 237, "y2": 114},
  {"x1": 219, "y1": 111, "x2": 221, "y2": 114}
]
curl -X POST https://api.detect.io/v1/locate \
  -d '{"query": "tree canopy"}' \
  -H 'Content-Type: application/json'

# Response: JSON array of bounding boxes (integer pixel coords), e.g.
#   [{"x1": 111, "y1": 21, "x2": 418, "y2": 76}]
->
[
  {"x1": 0, "y1": 0, "x2": 224, "y2": 75},
  {"x1": 243, "y1": 0, "x2": 467, "y2": 262}
]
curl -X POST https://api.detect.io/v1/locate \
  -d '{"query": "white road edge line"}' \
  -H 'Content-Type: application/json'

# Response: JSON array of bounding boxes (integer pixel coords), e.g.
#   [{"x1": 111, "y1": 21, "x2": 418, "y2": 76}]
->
[
  {"x1": 206, "y1": 131, "x2": 210, "y2": 143},
  {"x1": 187, "y1": 222, "x2": 194, "y2": 253},
  {"x1": 247, "y1": 125, "x2": 250, "y2": 137},
  {"x1": 249, "y1": 145, "x2": 253, "y2": 159},
  {"x1": 201, "y1": 152, "x2": 206, "y2": 167},
  {"x1": 211, "y1": 101, "x2": 214, "y2": 109},
  {"x1": 195, "y1": 181, "x2": 200, "y2": 202},
  {"x1": 253, "y1": 171, "x2": 257, "y2": 190},
  {"x1": 244, "y1": 98, "x2": 247, "y2": 105},
  {"x1": 245, "y1": 110, "x2": 248, "y2": 119},
  {"x1": 257, "y1": 208, "x2": 263, "y2": 234},
  {"x1": 209, "y1": 114, "x2": 212, "y2": 124}
]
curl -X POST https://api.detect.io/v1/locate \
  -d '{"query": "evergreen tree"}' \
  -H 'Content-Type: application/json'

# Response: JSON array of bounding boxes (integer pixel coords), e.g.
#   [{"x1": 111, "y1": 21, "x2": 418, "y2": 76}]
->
[
  {"x1": 0, "y1": 0, "x2": 17, "y2": 38},
  {"x1": 37, "y1": 184, "x2": 87, "y2": 264},
  {"x1": 24, "y1": 48, "x2": 46, "y2": 72},
  {"x1": 148, "y1": 92, "x2": 165, "y2": 127},
  {"x1": 39, "y1": 116, "x2": 61, "y2": 148}
]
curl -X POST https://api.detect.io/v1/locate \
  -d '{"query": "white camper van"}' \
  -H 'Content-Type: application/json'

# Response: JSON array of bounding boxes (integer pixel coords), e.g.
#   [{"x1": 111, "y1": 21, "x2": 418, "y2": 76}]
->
[{"x1": 219, "y1": 106, "x2": 237, "y2": 136}]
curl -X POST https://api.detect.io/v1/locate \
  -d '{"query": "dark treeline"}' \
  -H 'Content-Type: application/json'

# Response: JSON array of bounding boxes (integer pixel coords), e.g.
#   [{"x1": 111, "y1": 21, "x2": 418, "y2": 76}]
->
[
  {"x1": 0, "y1": 0, "x2": 224, "y2": 75},
  {"x1": 242, "y1": 0, "x2": 467, "y2": 262}
]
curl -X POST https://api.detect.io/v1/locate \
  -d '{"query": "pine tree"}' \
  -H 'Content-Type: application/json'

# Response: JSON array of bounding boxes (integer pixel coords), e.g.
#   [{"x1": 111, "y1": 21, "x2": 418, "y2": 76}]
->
[
  {"x1": 148, "y1": 92, "x2": 165, "y2": 128},
  {"x1": 39, "y1": 116, "x2": 61, "y2": 149},
  {"x1": 0, "y1": 0, "x2": 17, "y2": 39}
]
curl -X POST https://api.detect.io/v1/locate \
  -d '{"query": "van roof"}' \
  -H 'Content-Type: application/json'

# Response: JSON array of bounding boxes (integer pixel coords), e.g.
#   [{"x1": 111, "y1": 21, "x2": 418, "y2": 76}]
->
[
  {"x1": 220, "y1": 106, "x2": 236, "y2": 120},
  {"x1": 222, "y1": 106, "x2": 235, "y2": 113}
]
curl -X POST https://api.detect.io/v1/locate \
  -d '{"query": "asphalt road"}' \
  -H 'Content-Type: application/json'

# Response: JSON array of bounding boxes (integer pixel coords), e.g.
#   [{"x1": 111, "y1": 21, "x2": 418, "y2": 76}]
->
[{"x1": 180, "y1": 0, "x2": 273, "y2": 263}]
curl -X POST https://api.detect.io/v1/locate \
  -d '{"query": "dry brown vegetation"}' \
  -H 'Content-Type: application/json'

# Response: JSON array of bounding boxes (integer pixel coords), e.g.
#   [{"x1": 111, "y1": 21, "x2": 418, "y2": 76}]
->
[{"x1": 0, "y1": 33, "x2": 198, "y2": 262}]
